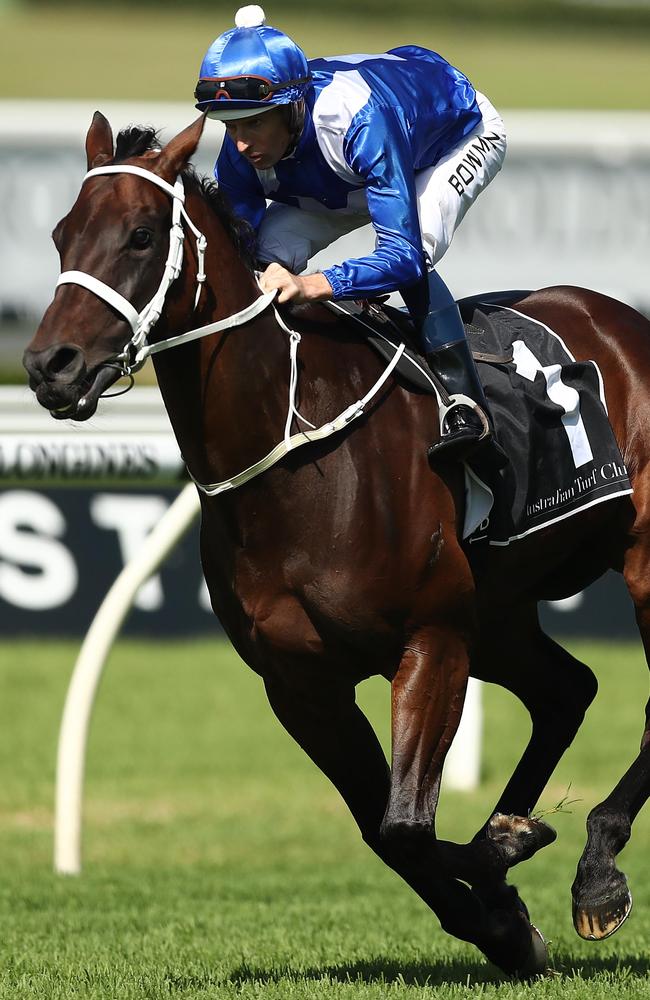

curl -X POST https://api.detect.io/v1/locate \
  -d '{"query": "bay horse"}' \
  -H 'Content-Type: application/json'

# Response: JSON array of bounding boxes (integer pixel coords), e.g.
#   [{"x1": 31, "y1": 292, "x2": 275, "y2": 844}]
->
[{"x1": 24, "y1": 112, "x2": 650, "y2": 976}]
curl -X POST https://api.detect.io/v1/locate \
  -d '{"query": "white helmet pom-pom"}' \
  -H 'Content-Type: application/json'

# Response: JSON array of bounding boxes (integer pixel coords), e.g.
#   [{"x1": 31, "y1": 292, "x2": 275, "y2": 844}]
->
[{"x1": 235, "y1": 5, "x2": 266, "y2": 28}]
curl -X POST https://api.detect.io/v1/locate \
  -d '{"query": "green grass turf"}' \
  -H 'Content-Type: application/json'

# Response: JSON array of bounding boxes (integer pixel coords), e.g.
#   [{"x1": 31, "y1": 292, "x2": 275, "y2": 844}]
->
[
  {"x1": 2, "y1": 636, "x2": 650, "y2": 996},
  {"x1": 1, "y1": 5, "x2": 649, "y2": 109}
]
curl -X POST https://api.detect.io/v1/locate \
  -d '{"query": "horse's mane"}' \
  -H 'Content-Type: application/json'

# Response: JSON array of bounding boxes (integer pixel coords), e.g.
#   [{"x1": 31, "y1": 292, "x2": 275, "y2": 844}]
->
[{"x1": 113, "y1": 126, "x2": 255, "y2": 269}]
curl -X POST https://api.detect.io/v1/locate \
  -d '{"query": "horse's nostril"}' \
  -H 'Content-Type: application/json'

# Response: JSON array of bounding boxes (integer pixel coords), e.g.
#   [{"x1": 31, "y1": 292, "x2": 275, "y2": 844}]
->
[
  {"x1": 23, "y1": 343, "x2": 87, "y2": 388},
  {"x1": 45, "y1": 346, "x2": 83, "y2": 377}
]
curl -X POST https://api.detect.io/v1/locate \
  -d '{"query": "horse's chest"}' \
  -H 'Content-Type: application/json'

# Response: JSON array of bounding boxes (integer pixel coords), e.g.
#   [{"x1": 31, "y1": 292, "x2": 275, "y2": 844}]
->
[
  {"x1": 227, "y1": 550, "x2": 403, "y2": 681},
  {"x1": 246, "y1": 592, "x2": 325, "y2": 659}
]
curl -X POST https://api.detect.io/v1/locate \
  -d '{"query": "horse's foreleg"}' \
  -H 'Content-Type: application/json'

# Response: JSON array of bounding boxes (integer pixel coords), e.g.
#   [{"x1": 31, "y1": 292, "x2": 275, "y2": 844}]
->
[
  {"x1": 380, "y1": 625, "x2": 466, "y2": 848},
  {"x1": 264, "y1": 657, "x2": 543, "y2": 975},
  {"x1": 380, "y1": 626, "x2": 547, "y2": 976},
  {"x1": 262, "y1": 669, "x2": 391, "y2": 842}
]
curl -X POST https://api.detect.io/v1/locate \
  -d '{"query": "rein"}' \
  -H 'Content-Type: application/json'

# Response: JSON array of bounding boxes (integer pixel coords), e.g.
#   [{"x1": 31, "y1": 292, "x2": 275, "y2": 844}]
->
[{"x1": 56, "y1": 162, "x2": 405, "y2": 496}]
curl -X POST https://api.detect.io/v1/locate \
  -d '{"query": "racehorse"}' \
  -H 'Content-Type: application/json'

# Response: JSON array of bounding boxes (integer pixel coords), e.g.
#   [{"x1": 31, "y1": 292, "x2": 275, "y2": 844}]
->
[{"x1": 24, "y1": 112, "x2": 650, "y2": 976}]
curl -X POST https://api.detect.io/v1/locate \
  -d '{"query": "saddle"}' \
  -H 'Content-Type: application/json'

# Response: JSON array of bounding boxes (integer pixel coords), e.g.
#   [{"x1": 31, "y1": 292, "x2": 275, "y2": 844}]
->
[{"x1": 325, "y1": 290, "x2": 532, "y2": 400}]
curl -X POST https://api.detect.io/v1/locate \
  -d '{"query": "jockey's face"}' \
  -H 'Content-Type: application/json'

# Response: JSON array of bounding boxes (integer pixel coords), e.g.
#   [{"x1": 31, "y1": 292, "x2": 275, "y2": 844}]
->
[{"x1": 224, "y1": 107, "x2": 292, "y2": 169}]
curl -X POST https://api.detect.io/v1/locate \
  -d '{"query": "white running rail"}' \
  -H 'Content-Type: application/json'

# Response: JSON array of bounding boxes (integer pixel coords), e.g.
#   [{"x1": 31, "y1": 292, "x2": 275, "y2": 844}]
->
[{"x1": 54, "y1": 482, "x2": 200, "y2": 875}]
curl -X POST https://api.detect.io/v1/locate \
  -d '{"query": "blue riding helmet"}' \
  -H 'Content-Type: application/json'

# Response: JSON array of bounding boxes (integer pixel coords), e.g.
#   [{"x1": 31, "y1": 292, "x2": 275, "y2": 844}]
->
[{"x1": 194, "y1": 5, "x2": 312, "y2": 121}]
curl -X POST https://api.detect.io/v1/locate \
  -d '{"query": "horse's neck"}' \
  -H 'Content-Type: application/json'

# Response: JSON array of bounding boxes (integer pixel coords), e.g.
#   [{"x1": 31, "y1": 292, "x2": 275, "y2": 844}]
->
[{"x1": 152, "y1": 204, "x2": 290, "y2": 486}]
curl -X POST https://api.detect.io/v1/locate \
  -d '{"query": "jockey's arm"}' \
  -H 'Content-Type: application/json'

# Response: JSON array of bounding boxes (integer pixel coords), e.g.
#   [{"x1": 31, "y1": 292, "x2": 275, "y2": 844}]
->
[
  {"x1": 260, "y1": 107, "x2": 423, "y2": 305},
  {"x1": 259, "y1": 263, "x2": 333, "y2": 303},
  {"x1": 320, "y1": 106, "x2": 426, "y2": 300}
]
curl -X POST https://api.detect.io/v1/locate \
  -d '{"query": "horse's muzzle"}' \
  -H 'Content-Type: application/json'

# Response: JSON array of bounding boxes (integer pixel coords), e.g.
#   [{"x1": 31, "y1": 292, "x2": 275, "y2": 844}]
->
[{"x1": 23, "y1": 343, "x2": 119, "y2": 420}]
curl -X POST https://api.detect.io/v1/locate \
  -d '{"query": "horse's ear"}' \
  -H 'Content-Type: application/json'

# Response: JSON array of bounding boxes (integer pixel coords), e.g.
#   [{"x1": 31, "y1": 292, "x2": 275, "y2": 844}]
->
[
  {"x1": 86, "y1": 111, "x2": 114, "y2": 169},
  {"x1": 154, "y1": 115, "x2": 207, "y2": 181}
]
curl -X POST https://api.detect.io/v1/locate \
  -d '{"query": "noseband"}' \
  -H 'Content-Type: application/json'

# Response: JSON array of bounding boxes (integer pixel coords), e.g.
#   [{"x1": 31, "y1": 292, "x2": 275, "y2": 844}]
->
[{"x1": 56, "y1": 164, "x2": 275, "y2": 375}]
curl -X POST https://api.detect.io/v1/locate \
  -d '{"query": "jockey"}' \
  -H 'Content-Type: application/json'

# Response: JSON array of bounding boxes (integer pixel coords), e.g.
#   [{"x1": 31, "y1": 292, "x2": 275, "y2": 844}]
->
[{"x1": 194, "y1": 5, "x2": 508, "y2": 467}]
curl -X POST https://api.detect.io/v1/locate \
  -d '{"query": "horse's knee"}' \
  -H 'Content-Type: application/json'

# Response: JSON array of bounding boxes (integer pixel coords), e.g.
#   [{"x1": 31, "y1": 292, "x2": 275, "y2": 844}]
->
[
  {"x1": 378, "y1": 816, "x2": 433, "y2": 861},
  {"x1": 360, "y1": 827, "x2": 385, "y2": 858}
]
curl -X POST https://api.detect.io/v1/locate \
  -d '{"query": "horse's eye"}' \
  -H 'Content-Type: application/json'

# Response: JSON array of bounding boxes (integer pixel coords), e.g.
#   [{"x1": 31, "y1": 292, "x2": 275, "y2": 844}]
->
[{"x1": 130, "y1": 227, "x2": 153, "y2": 250}]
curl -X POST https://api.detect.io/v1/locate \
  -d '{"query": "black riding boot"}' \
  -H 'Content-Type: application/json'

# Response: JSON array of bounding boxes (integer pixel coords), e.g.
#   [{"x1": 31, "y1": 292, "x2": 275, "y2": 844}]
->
[
  {"x1": 426, "y1": 339, "x2": 508, "y2": 467},
  {"x1": 403, "y1": 269, "x2": 507, "y2": 468}
]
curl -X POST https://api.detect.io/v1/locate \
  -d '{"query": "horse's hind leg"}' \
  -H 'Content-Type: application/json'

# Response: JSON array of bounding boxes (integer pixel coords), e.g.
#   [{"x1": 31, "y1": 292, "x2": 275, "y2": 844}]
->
[
  {"x1": 263, "y1": 654, "x2": 544, "y2": 976},
  {"x1": 572, "y1": 537, "x2": 650, "y2": 940},
  {"x1": 471, "y1": 605, "x2": 598, "y2": 846},
  {"x1": 435, "y1": 606, "x2": 598, "y2": 931}
]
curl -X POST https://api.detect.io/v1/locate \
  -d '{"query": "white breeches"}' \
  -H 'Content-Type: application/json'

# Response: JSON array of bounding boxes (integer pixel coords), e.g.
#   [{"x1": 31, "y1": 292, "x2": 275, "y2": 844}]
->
[{"x1": 256, "y1": 92, "x2": 507, "y2": 275}]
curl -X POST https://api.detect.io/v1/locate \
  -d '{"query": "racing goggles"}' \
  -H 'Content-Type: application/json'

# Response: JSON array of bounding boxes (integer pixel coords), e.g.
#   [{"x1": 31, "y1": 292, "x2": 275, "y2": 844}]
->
[{"x1": 195, "y1": 73, "x2": 312, "y2": 105}]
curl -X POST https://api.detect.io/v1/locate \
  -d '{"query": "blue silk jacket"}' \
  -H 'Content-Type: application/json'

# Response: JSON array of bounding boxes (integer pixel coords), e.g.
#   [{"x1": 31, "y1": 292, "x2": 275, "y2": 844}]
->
[{"x1": 214, "y1": 46, "x2": 482, "y2": 299}]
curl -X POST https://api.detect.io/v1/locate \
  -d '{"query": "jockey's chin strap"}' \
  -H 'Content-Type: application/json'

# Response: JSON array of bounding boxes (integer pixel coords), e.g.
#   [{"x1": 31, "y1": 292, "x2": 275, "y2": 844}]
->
[
  {"x1": 56, "y1": 164, "x2": 274, "y2": 375},
  {"x1": 54, "y1": 161, "x2": 407, "y2": 497}
]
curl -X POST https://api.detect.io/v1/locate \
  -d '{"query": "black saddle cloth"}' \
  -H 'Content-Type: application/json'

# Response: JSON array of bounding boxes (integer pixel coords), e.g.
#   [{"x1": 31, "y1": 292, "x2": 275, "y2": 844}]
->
[
  {"x1": 461, "y1": 299, "x2": 631, "y2": 546},
  {"x1": 329, "y1": 292, "x2": 632, "y2": 548}
]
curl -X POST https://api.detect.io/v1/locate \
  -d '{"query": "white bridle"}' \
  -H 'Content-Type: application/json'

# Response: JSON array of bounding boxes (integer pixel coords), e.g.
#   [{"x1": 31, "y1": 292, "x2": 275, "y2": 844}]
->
[
  {"x1": 56, "y1": 164, "x2": 275, "y2": 374},
  {"x1": 55, "y1": 160, "x2": 406, "y2": 496}
]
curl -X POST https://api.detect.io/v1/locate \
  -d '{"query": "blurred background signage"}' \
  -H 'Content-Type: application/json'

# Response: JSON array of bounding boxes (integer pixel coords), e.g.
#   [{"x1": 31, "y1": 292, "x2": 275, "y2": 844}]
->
[{"x1": 1, "y1": 104, "x2": 650, "y2": 321}]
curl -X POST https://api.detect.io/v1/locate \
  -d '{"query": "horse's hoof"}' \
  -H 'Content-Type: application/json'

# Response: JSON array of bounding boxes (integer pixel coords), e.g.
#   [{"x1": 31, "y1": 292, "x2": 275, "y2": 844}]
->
[
  {"x1": 513, "y1": 924, "x2": 548, "y2": 979},
  {"x1": 484, "y1": 909, "x2": 548, "y2": 978},
  {"x1": 486, "y1": 813, "x2": 557, "y2": 868},
  {"x1": 572, "y1": 888, "x2": 632, "y2": 940}
]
